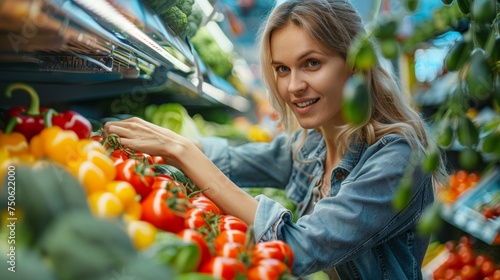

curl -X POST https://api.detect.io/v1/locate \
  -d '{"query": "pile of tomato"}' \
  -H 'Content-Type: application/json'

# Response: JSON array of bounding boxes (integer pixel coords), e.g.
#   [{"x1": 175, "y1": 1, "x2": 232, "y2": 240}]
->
[
  {"x1": 432, "y1": 235, "x2": 500, "y2": 280},
  {"x1": 1, "y1": 128, "x2": 295, "y2": 280},
  {"x1": 439, "y1": 170, "x2": 481, "y2": 204}
]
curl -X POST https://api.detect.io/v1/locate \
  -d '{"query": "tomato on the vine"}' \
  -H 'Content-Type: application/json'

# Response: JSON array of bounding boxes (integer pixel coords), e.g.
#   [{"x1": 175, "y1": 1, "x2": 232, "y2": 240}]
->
[
  {"x1": 199, "y1": 256, "x2": 246, "y2": 280},
  {"x1": 110, "y1": 148, "x2": 130, "y2": 166},
  {"x1": 214, "y1": 229, "x2": 247, "y2": 253},
  {"x1": 189, "y1": 196, "x2": 222, "y2": 215},
  {"x1": 247, "y1": 258, "x2": 289, "y2": 280},
  {"x1": 184, "y1": 207, "x2": 215, "y2": 234},
  {"x1": 216, "y1": 242, "x2": 246, "y2": 259},
  {"x1": 115, "y1": 159, "x2": 155, "y2": 199},
  {"x1": 218, "y1": 215, "x2": 248, "y2": 233},
  {"x1": 152, "y1": 176, "x2": 188, "y2": 196},
  {"x1": 177, "y1": 228, "x2": 212, "y2": 267},
  {"x1": 460, "y1": 264, "x2": 480, "y2": 280},
  {"x1": 251, "y1": 240, "x2": 294, "y2": 269},
  {"x1": 141, "y1": 187, "x2": 187, "y2": 233}
]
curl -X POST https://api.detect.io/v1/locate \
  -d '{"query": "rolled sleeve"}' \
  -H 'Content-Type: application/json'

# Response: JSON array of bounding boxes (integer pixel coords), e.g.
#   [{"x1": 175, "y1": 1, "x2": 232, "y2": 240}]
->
[
  {"x1": 200, "y1": 135, "x2": 294, "y2": 188},
  {"x1": 253, "y1": 194, "x2": 294, "y2": 242}
]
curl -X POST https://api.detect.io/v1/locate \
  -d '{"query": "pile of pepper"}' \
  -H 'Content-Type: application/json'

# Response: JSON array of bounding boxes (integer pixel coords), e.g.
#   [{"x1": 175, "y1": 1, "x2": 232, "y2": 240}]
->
[{"x1": 3, "y1": 83, "x2": 92, "y2": 141}]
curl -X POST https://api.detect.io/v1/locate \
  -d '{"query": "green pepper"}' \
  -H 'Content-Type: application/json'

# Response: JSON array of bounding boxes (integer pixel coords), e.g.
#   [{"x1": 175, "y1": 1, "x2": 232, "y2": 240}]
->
[{"x1": 142, "y1": 231, "x2": 201, "y2": 274}]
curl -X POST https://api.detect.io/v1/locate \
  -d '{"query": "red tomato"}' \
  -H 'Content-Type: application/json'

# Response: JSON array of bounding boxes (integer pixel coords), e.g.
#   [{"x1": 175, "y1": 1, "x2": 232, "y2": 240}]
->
[
  {"x1": 200, "y1": 256, "x2": 246, "y2": 280},
  {"x1": 189, "y1": 196, "x2": 222, "y2": 215},
  {"x1": 115, "y1": 159, "x2": 155, "y2": 198},
  {"x1": 152, "y1": 155, "x2": 166, "y2": 164},
  {"x1": 493, "y1": 270, "x2": 500, "y2": 280},
  {"x1": 460, "y1": 264, "x2": 480, "y2": 280},
  {"x1": 480, "y1": 260, "x2": 497, "y2": 277},
  {"x1": 444, "y1": 252, "x2": 461, "y2": 269},
  {"x1": 443, "y1": 268, "x2": 459, "y2": 279},
  {"x1": 184, "y1": 207, "x2": 215, "y2": 234},
  {"x1": 218, "y1": 215, "x2": 248, "y2": 233},
  {"x1": 247, "y1": 258, "x2": 289, "y2": 280},
  {"x1": 177, "y1": 228, "x2": 212, "y2": 267},
  {"x1": 251, "y1": 240, "x2": 294, "y2": 269},
  {"x1": 140, "y1": 188, "x2": 186, "y2": 233},
  {"x1": 214, "y1": 230, "x2": 247, "y2": 253},
  {"x1": 458, "y1": 245, "x2": 476, "y2": 266},
  {"x1": 151, "y1": 177, "x2": 188, "y2": 198},
  {"x1": 90, "y1": 135, "x2": 103, "y2": 142},
  {"x1": 217, "y1": 242, "x2": 246, "y2": 259}
]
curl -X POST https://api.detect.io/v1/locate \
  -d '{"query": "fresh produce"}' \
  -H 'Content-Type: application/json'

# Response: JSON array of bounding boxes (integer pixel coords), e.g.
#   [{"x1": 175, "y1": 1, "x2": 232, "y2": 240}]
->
[
  {"x1": 145, "y1": 103, "x2": 203, "y2": 141},
  {"x1": 1, "y1": 122, "x2": 298, "y2": 280},
  {"x1": 4, "y1": 83, "x2": 92, "y2": 141},
  {"x1": 341, "y1": 73, "x2": 371, "y2": 126},
  {"x1": 140, "y1": 179, "x2": 188, "y2": 233},
  {"x1": 142, "y1": 0, "x2": 196, "y2": 37},
  {"x1": 432, "y1": 235, "x2": 500, "y2": 280},
  {"x1": 191, "y1": 27, "x2": 235, "y2": 78},
  {"x1": 438, "y1": 170, "x2": 480, "y2": 204}
]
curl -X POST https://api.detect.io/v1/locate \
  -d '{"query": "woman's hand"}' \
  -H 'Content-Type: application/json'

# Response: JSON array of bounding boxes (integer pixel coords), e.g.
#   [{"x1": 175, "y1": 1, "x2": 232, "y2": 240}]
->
[{"x1": 103, "y1": 117, "x2": 189, "y2": 166}]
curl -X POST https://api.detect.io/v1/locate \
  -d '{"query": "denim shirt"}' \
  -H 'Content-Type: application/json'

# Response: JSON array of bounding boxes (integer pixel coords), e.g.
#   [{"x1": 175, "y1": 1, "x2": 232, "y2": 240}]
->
[{"x1": 201, "y1": 129, "x2": 434, "y2": 279}]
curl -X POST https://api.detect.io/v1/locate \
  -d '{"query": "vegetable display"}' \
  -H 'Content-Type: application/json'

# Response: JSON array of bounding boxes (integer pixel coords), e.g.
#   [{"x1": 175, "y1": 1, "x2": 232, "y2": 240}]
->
[
  {"x1": 4, "y1": 83, "x2": 92, "y2": 141},
  {"x1": 1, "y1": 122, "x2": 297, "y2": 280}
]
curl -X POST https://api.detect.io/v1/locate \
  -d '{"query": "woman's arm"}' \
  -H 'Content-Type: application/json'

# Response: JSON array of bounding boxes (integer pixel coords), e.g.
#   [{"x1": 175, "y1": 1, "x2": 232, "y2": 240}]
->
[{"x1": 104, "y1": 117, "x2": 258, "y2": 224}]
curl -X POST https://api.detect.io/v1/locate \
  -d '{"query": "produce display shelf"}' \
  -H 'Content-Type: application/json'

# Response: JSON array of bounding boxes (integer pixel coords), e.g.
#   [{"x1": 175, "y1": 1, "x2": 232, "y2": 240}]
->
[
  {"x1": 0, "y1": 0, "x2": 252, "y2": 114},
  {"x1": 440, "y1": 167, "x2": 500, "y2": 245}
]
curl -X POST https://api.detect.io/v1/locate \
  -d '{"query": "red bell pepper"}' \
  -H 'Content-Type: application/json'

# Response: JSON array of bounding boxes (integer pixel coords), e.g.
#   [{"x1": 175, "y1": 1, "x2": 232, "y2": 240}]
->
[{"x1": 4, "y1": 83, "x2": 92, "y2": 140}]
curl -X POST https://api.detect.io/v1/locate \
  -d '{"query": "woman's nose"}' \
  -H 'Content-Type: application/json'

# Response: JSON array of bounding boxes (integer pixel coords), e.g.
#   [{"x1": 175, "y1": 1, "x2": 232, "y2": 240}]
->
[{"x1": 288, "y1": 71, "x2": 306, "y2": 94}]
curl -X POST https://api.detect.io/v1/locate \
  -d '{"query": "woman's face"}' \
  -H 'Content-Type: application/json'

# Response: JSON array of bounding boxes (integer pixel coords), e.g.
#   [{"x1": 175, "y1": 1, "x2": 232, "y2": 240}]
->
[{"x1": 270, "y1": 23, "x2": 351, "y2": 130}]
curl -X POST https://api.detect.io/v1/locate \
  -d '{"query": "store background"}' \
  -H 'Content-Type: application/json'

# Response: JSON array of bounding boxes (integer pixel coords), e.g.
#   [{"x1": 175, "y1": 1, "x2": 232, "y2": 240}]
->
[{"x1": 0, "y1": 0, "x2": 499, "y2": 279}]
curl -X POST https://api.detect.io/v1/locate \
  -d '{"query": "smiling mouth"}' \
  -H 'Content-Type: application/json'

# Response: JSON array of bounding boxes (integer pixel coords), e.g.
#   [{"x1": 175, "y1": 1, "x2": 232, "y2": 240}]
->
[{"x1": 295, "y1": 98, "x2": 319, "y2": 108}]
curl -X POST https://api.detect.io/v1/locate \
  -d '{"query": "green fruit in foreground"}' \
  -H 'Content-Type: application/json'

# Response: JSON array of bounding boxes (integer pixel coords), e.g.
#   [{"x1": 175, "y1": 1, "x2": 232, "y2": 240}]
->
[
  {"x1": 466, "y1": 50, "x2": 493, "y2": 100},
  {"x1": 392, "y1": 177, "x2": 413, "y2": 212},
  {"x1": 444, "y1": 40, "x2": 472, "y2": 72},
  {"x1": 418, "y1": 203, "x2": 442, "y2": 235},
  {"x1": 342, "y1": 74, "x2": 371, "y2": 126},
  {"x1": 423, "y1": 150, "x2": 440, "y2": 173},
  {"x1": 405, "y1": 0, "x2": 419, "y2": 12},
  {"x1": 437, "y1": 123, "x2": 454, "y2": 147},
  {"x1": 373, "y1": 17, "x2": 399, "y2": 40},
  {"x1": 347, "y1": 35, "x2": 377, "y2": 71},
  {"x1": 380, "y1": 39, "x2": 400, "y2": 60},
  {"x1": 459, "y1": 148, "x2": 480, "y2": 170},
  {"x1": 482, "y1": 132, "x2": 499, "y2": 153},
  {"x1": 457, "y1": 116, "x2": 479, "y2": 147},
  {"x1": 472, "y1": 0, "x2": 497, "y2": 24},
  {"x1": 457, "y1": 0, "x2": 472, "y2": 14}
]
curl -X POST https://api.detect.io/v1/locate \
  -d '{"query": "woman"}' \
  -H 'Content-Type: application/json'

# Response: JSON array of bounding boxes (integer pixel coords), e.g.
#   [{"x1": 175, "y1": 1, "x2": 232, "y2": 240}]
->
[{"x1": 104, "y1": 0, "x2": 448, "y2": 278}]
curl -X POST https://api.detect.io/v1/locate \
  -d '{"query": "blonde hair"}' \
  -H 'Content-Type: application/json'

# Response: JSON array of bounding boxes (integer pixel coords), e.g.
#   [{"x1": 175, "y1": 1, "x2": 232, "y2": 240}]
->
[{"x1": 258, "y1": 0, "x2": 448, "y2": 188}]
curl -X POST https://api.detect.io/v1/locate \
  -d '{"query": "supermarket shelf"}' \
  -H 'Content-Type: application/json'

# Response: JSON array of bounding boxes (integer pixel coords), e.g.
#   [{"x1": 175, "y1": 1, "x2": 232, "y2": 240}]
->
[{"x1": 0, "y1": 0, "x2": 251, "y2": 113}]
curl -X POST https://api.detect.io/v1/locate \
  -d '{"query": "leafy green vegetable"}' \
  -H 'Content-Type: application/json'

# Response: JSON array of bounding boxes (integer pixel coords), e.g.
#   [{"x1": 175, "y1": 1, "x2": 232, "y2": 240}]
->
[
  {"x1": 161, "y1": 6, "x2": 188, "y2": 36},
  {"x1": 145, "y1": 103, "x2": 202, "y2": 140}
]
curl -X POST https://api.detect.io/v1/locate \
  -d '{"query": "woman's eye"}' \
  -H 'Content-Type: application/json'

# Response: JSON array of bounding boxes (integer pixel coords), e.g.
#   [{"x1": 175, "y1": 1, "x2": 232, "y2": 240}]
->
[
  {"x1": 275, "y1": 65, "x2": 289, "y2": 73},
  {"x1": 307, "y1": 60, "x2": 320, "y2": 68}
]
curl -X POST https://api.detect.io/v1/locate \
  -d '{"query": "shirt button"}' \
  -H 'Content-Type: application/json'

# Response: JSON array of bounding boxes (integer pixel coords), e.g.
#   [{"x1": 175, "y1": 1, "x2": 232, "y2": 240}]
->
[{"x1": 335, "y1": 171, "x2": 345, "y2": 180}]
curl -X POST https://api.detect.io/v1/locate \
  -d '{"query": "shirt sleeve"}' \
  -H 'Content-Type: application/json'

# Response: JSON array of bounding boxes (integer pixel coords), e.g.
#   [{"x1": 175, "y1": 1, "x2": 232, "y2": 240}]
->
[{"x1": 200, "y1": 134, "x2": 294, "y2": 188}]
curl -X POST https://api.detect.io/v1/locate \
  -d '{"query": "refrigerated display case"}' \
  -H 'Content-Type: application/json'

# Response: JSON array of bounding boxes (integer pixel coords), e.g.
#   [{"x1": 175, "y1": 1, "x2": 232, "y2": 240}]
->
[{"x1": 0, "y1": 0, "x2": 252, "y2": 118}]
